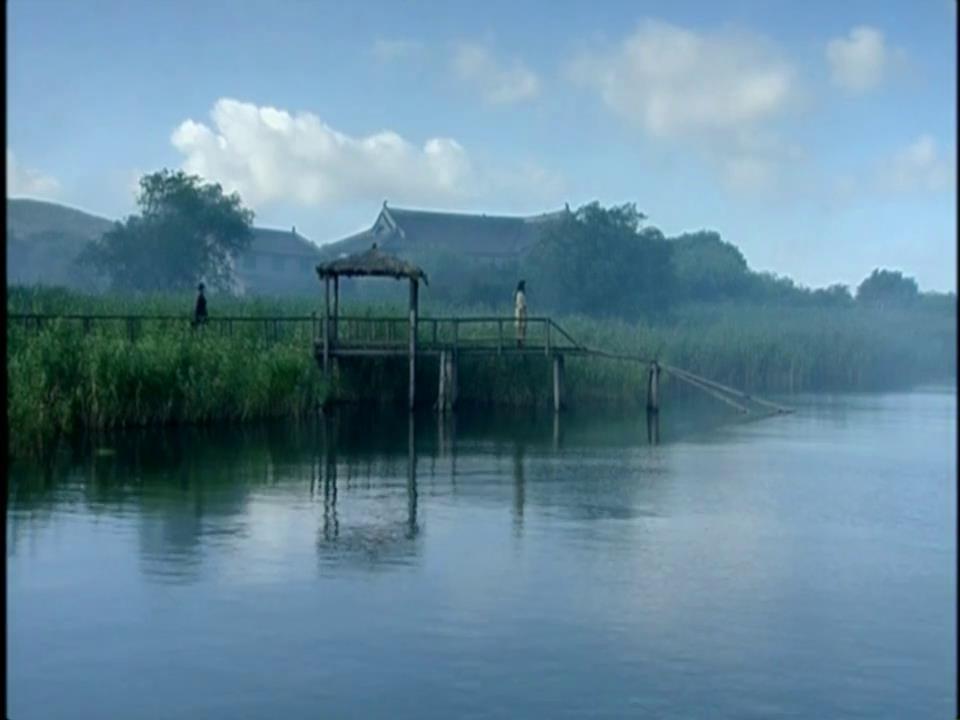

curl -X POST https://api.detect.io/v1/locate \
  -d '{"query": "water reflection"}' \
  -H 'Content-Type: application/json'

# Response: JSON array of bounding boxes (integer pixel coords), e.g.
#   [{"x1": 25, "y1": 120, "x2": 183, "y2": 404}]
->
[
  {"x1": 7, "y1": 393, "x2": 745, "y2": 585},
  {"x1": 647, "y1": 408, "x2": 660, "y2": 445},
  {"x1": 7, "y1": 392, "x2": 955, "y2": 720},
  {"x1": 313, "y1": 410, "x2": 422, "y2": 572},
  {"x1": 513, "y1": 442, "x2": 525, "y2": 537}
]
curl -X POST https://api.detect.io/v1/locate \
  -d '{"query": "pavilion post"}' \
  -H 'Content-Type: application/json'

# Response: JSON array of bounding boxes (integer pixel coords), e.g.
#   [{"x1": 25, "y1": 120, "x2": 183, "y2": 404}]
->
[
  {"x1": 408, "y1": 278, "x2": 418, "y2": 411},
  {"x1": 323, "y1": 276, "x2": 330, "y2": 376},
  {"x1": 332, "y1": 275, "x2": 340, "y2": 344}
]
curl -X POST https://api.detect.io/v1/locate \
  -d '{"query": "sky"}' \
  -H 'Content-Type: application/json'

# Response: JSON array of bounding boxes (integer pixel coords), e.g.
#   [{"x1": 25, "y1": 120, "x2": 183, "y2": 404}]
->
[{"x1": 7, "y1": 0, "x2": 958, "y2": 291}]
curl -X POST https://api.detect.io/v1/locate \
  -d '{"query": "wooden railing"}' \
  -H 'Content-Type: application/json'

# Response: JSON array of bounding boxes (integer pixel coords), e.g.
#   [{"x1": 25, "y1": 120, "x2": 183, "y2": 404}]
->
[
  {"x1": 7, "y1": 313, "x2": 319, "y2": 343},
  {"x1": 328, "y1": 315, "x2": 582, "y2": 354},
  {"x1": 7, "y1": 312, "x2": 584, "y2": 353}
]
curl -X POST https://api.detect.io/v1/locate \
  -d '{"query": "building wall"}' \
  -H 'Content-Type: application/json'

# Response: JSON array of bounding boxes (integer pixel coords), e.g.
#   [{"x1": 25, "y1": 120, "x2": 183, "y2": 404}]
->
[{"x1": 235, "y1": 251, "x2": 319, "y2": 296}]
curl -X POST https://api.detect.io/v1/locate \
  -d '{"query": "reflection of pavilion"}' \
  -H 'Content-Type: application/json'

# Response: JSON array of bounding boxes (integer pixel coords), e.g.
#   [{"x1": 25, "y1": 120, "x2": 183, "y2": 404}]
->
[{"x1": 316, "y1": 414, "x2": 422, "y2": 571}]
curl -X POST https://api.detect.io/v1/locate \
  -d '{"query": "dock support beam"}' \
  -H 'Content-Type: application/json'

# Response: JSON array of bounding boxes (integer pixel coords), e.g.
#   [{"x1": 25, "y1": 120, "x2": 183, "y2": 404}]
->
[
  {"x1": 332, "y1": 276, "x2": 339, "y2": 343},
  {"x1": 408, "y1": 279, "x2": 419, "y2": 411},
  {"x1": 437, "y1": 349, "x2": 458, "y2": 414},
  {"x1": 646, "y1": 408, "x2": 660, "y2": 445},
  {"x1": 437, "y1": 350, "x2": 447, "y2": 413},
  {"x1": 646, "y1": 361, "x2": 660, "y2": 414},
  {"x1": 450, "y1": 350, "x2": 458, "y2": 409},
  {"x1": 552, "y1": 354, "x2": 565, "y2": 413}
]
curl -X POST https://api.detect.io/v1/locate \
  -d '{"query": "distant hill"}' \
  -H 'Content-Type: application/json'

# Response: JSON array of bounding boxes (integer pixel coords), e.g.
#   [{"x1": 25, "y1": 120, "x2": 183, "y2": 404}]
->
[
  {"x1": 7, "y1": 198, "x2": 115, "y2": 240},
  {"x1": 7, "y1": 198, "x2": 117, "y2": 289},
  {"x1": 5, "y1": 198, "x2": 324, "y2": 296}
]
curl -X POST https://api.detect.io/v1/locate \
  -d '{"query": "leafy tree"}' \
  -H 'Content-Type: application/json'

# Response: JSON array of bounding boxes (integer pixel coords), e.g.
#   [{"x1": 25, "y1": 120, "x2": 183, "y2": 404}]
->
[
  {"x1": 670, "y1": 230, "x2": 751, "y2": 302},
  {"x1": 811, "y1": 283, "x2": 854, "y2": 307},
  {"x1": 856, "y1": 269, "x2": 919, "y2": 308},
  {"x1": 523, "y1": 202, "x2": 672, "y2": 318},
  {"x1": 80, "y1": 170, "x2": 254, "y2": 292}
]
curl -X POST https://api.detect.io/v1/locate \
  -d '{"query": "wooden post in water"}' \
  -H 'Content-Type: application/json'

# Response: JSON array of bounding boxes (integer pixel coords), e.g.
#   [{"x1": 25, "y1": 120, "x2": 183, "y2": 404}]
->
[
  {"x1": 449, "y1": 350, "x2": 458, "y2": 410},
  {"x1": 552, "y1": 354, "x2": 565, "y2": 412},
  {"x1": 407, "y1": 413, "x2": 418, "y2": 537},
  {"x1": 646, "y1": 361, "x2": 660, "y2": 414},
  {"x1": 437, "y1": 349, "x2": 448, "y2": 414},
  {"x1": 646, "y1": 407, "x2": 660, "y2": 445},
  {"x1": 408, "y1": 278, "x2": 418, "y2": 411}
]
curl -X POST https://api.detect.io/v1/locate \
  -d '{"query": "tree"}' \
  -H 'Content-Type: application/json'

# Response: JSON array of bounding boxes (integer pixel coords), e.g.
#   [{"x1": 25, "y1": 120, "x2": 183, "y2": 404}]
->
[
  {"x1": 523, "y1": 202, "x2": 672, "y2": 318},
  {"x1": 80, "y1": 170, "x2": 254, "y2": 292},
  {"x1": 812, "y1": 283, "x2": 854, "y2": 307},
  {"x1": 856, "y1": 269, "x2": 919, "y2": 308},
  {"x1": 670, "y1": 230, "x2": 751, "y2": 302}
]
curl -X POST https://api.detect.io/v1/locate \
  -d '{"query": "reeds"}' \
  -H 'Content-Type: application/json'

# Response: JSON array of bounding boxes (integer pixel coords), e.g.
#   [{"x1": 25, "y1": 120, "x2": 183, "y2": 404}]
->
[
  {"x1": 7, "y1": 288, "x2": 955, "y2": 458},
  {"x1": 7, "y1": 316, "x2": 326, "y2": 457}
]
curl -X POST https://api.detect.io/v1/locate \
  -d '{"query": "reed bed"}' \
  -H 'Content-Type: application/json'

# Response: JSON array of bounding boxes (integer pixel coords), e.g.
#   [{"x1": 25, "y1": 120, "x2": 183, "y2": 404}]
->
[
  {"x1": 7, "y1": 317, "x2": 326, "y2": 458},
  {"x1": 7, "y1": 288, "x2": 955, "y2": 457}
]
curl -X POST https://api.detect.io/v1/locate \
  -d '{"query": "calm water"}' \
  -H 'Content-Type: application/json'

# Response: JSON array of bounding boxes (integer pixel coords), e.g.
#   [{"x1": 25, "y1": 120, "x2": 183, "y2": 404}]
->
[{"x1": 7, "y1": 391, "x2": 957, "y2": 719}]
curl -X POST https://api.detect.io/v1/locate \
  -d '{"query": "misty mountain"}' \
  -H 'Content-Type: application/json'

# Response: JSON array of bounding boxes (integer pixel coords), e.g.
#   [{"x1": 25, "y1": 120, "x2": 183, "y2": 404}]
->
[
  {"x1": 6, "y1": 198, "x2": 323, "y2": 296},
  {"x1": 7, "y1": 198, "x2": 116, "y2": 289}
]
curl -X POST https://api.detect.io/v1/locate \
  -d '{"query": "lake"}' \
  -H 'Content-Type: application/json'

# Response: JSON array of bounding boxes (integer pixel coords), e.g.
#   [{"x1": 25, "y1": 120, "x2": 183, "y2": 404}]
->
[{"x1": 7, "y1": 390, "x2": 956, "y2": 719}]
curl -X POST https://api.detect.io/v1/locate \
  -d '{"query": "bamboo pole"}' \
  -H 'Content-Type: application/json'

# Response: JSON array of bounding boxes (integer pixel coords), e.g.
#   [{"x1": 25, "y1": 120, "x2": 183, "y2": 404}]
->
[
  {"x1": 662, "y1": 363, "x2": 792, "y2": 414},
  {"x1": 669, "y1": 370, "x2": 751, "y2": 414}
]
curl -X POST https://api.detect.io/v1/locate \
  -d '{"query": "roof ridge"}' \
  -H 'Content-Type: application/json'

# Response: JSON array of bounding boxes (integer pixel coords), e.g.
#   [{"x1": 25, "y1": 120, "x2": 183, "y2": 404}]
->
[{"x1": 387, "y1": 206, "x2": 564, "y2": 222}]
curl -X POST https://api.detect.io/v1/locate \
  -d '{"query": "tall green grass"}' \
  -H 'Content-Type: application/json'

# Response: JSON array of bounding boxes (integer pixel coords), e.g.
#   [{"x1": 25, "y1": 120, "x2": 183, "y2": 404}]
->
[
  {"x1": 7, "y1": 317, "x2": 326, "y2": 458},
  {"x1": 7, "y1": 288, "x2": 955, "y2": 457}
]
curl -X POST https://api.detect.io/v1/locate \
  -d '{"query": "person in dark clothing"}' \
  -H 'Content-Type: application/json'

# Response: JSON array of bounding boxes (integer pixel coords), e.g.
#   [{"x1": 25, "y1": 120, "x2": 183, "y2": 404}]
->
[{"x1": 193, "y1": 283, "x2": 208, "y2": 326}]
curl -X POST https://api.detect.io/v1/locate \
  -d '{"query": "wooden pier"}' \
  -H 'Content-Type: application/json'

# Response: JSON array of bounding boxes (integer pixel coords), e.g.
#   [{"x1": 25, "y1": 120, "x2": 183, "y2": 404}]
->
[
  {"x1": 315, "y1": 243, "x2": 792, "y2": 416},
  {"x1": 314, "y1": 313, "x2": 585, "y2": 412}
]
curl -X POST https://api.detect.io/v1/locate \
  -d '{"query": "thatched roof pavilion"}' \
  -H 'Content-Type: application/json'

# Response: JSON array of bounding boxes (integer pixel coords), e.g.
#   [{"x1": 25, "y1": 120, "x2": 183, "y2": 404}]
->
[
  {"x1": 315, "y1": 243, "x2": 427, "y2": 410},
  {"x1": 316, "y1": 243, "x2": 428, "y2": 284}
]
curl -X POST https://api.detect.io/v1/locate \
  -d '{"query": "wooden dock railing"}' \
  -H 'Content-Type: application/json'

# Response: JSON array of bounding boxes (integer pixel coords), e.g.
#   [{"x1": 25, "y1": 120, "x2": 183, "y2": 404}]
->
[{"x1": 7, "y1": 313, "x2": 318, "y2": 343}]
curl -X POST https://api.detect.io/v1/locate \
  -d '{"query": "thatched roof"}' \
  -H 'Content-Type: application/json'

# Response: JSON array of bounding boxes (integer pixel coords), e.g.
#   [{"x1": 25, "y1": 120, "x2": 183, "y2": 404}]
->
[{"x1": 316, "y1": 243, "x2": 428, "y2": 284}]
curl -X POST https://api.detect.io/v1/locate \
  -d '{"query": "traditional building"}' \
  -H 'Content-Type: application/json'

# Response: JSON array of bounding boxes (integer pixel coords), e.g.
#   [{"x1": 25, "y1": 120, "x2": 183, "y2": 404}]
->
[
  {"x1": 320, "y1": 203, "x2": 571, "y2": 266},
  {"x1": 234, "y1": 226, "x2": 322, "y2": 295}
]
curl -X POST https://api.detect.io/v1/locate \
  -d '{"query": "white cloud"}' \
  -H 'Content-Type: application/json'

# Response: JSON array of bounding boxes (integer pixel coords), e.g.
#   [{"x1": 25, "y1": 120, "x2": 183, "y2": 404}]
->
[
  {"x1": 453, "y1": 42, "x2": 540, "y2": 105},
  {"x1": 569, "y1": 20, "x2": 798, "y2": 194},
  {"x1": 171, "y1": 98, "x2": 561, "y2": 210},
  {"x1": 881, "y1": 134, "x2": 953, "y2": 193},
  {"x1": 570, "y1": 20, "x2": 795, "y2": 138},
  {"x1": 6, "y1": 149, "x2": 60, "y2": 198},
  {"x1": 826, "y1": 26, "x2": 887, "y2": 93},
  {"x1": 371, "y1": 38, "x2": 424, "y2": 63}
]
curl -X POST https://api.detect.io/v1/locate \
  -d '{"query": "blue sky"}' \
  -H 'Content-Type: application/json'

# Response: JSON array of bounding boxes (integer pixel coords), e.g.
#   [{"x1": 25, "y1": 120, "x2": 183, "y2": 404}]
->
[{"x1": 7, "y1": 0, "x2": 957, "y2": 291}]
